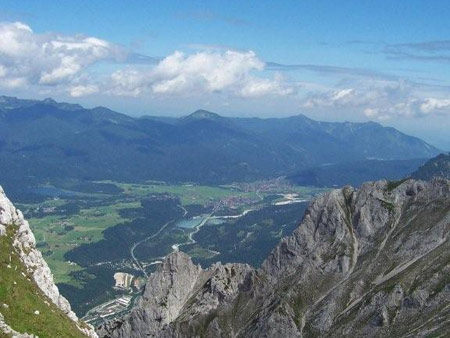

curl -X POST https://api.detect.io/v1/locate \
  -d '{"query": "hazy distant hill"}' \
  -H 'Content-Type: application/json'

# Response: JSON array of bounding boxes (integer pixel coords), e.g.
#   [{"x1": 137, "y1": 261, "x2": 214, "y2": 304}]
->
[
  {"x1": 411, "y1": 153, "x2": 450, "y2": 180},
  {"x1": 0, "y1": 96, "x2": 440, "y2": 186},
  {"x1": 288, "y1": 158, "x2": 428, "y2": 187}
]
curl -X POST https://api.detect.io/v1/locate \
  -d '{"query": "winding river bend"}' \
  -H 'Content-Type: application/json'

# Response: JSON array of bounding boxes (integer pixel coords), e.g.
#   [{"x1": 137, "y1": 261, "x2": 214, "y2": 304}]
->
[
  {"x1": 130, "y1": 192, "x2": 307, "y2": 275},
  {"x1": 130, "y1": 205, "x2": 187, "y2": 277}
]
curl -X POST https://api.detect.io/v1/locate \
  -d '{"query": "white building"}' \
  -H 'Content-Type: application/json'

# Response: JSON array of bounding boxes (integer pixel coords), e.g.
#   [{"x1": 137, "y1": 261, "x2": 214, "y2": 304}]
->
[{"x1": 113, "y1": 272, "x2": 134, "y2": 289}]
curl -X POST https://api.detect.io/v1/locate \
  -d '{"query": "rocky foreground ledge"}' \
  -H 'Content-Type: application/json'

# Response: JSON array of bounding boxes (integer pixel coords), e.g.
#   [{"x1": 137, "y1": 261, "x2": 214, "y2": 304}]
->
[
  {"x1": 0, "y1": 186, "x2": 97, "y2": 338},
  {"x1": 98, "y1": 179, "x2": 450, "y2": 338}
]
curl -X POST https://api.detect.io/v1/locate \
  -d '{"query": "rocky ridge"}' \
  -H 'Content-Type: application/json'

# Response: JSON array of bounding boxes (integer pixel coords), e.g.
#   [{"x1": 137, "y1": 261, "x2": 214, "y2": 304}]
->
[
  {"x1": 0, "y1": 186, "x2": 97, "y2": 338},
  {"x1": 99, "y1": 178, "x2": 450, "y2": 338}
]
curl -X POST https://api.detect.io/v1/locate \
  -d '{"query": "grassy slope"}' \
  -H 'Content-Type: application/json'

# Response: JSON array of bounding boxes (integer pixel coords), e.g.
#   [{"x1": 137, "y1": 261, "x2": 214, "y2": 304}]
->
[{"x1": 0, "y1": 225, "x2": 88, "y2": 338}]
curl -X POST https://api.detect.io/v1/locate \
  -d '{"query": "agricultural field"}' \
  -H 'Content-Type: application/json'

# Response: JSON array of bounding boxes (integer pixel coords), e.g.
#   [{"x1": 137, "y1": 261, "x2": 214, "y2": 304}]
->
[
  {"x1": 15, "y1": 179, "x2": 328, "y2": 317},
  {"x1": 22, "y1": 200, "x2": 140, "y2": 285},
  {"x1": 115, "y1": 181, "x2": 258, "y2": 205}
]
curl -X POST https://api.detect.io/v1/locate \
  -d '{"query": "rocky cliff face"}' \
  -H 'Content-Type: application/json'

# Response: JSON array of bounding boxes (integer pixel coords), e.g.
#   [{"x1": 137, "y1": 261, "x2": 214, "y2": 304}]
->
[
  {"x1": 0, "y1": 186, "x2": 97, "y2": 338},
  {"x1": 99, "y1": 178, "x2": 450, "y2": 338}
]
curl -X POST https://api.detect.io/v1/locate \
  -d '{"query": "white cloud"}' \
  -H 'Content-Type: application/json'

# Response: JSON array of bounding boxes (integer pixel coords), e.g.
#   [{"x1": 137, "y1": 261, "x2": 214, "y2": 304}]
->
[
  {"x1": 0, "y1": 21, "x2": 294, "y2": 99},
  {"x1": 153, "y1": 50, "x2": 263, "y2": 93},
  {"x1": 304, "y1": 88, "x2": 356, "y2": 107},
  {"x1": 7, "y1": 19, "x2": 448, "y2": 118},
  {"x1": 108, "y1": 50, "x2": 295, "y2": 98},
  {"x1": 240, "y1": 76, "x2": 294, "y2": 97},
  {"x1": 109, "y1": 68, "x2": 148, "y2": 97},
  {"x1": 420, "y1": 98, "x2": 450, "y2": 114},
  {"x1": 69, "y1": 84, "x2": 99, "y2": 97},
  {"x1": 0, "y1": 21, "x2": 122, "y2": 89},
  {"x1": 303, "y1": 80, "x2": 450, "y2": 120}
]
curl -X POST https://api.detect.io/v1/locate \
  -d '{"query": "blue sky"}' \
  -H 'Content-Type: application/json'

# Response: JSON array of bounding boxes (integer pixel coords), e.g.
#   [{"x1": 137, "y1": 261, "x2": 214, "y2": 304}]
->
[{"x1": 1, "y1": 1, "x2": 450, "y2": 149}]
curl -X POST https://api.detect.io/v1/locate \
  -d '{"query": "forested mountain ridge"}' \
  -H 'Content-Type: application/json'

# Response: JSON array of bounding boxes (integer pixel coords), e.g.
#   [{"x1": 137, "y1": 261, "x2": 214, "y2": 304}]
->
[
  {"x1": 0, "y1": 96, "x2": 440, "y2": 188},
  {"x1": 411, "y1": 153, "x2": 450, "y2": 180}
]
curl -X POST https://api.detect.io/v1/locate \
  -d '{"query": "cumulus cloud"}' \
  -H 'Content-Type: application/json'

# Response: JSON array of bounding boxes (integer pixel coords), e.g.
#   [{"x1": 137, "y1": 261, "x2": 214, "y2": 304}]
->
[
  {"x1": 69, "y1": 84, "x2": 99, "y2": 97},
  {"x1": 239, "y1": 76, "x2": 294, "y2": 97},
  {"x1": 303, "y1": 80, "x2": 450, "y2": 120},
  {"x1": 0, "y1": 21, "x2": 294, "y2": 99},
  {"x1": 419, "y1": 98, "x2": 450, "y2": 114},
  {"x1": 0, "y1": 21, "x2": 122, "y2": 90},
  {"x1": 108, "y1": 50, "x2": 295, "y2": 98},
  {"x1": 5, "y1": 19, "x2": 447, "y2": 118}
]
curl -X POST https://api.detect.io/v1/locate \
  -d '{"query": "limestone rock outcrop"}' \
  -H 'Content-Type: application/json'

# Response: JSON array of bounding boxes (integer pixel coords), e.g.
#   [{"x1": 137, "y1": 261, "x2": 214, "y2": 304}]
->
[
  {"x1": 0, "y1": 186, "x2": 98, "y2": 338},
  {"x1": 99, "y1": 179, "x2": 450, "y2": 338}
]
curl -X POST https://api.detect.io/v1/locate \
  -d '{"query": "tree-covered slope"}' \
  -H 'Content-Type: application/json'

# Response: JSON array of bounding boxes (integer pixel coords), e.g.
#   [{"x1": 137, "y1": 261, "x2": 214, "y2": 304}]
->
[
  {"x1": 411, "y1": 153, "x2": 450, "y2": 180},
  {"x1": 288, "y1": 158, "x2": 427, "y2": 187},
  {"x1": 0, "y1": 96, "x2": 441, "y2": 186}
]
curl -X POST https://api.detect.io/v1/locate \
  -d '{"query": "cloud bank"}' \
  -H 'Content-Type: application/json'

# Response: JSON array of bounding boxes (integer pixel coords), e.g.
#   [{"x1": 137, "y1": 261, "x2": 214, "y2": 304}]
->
[
  {"x1": 0, "y1": 21, "x2": 122, "y2": 90},
  {"x1": 0, "y1": 21, "x2": 293, "y2": 99},
  {"x1": 109, "y1": 51, "x2": 294, "y2": 98},
  {"x1": 0, "y1": 21, "x2": 449, "y2": 121},
  {"x1": 302, "y1": 80, "x2": 450, "y2": 120}
]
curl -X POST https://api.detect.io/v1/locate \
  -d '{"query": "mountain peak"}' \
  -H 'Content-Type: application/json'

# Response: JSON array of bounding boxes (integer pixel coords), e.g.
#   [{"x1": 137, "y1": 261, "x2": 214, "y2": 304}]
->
[
  {"x1": 184, "y1": 109, "x2": 223, "y2": 120},
  {"x1": 41, "y1": 98, "x2": 84, "y2": 111},
  {"x1": 43, "y1": 97, "x2": 57, "y2": 104},
  {"x1": 0, "y1": 95, "x2": 83, "y2": 112}
]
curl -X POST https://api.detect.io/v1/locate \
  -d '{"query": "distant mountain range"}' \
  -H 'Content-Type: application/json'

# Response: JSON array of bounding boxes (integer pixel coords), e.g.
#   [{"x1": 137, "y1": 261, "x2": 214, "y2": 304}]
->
[
  {"x1": 0, "y1": 96, "x2": 441, "y2": 188},
  {"x1": 288, "y1": 158, "x2": 428, "y2": 187}
]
